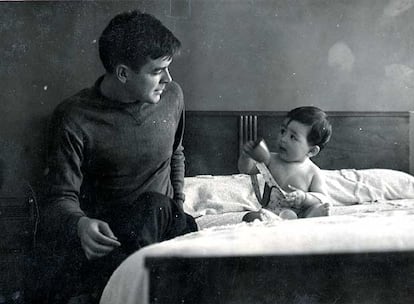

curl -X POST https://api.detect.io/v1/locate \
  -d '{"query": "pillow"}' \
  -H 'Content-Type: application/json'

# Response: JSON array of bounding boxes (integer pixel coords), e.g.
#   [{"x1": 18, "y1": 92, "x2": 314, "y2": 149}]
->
[
  {"x1": 183, "y1": 174, "x2": 262, "y2": 217},
  {"x1": 183, "y1": 169, "x2": 414, "y2": 217},
  {"x1": 323, "y1": 169, "x2": 414, "y2": 205}
]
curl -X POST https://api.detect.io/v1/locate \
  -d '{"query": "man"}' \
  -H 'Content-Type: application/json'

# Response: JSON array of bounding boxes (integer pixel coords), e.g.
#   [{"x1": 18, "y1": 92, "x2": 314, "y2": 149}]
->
[{"x1": 39, "y1": 10, "x2": 197, "y2": 303}]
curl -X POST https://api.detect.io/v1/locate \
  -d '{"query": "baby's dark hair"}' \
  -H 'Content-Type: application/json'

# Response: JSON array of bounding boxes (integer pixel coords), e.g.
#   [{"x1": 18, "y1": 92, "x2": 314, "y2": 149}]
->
[
  {"x1": 99, "y1": 10, "x2": 181, "y2": 73},
  {"x1": 286, "y1": 106, "x2": 332, "y2": 150}
]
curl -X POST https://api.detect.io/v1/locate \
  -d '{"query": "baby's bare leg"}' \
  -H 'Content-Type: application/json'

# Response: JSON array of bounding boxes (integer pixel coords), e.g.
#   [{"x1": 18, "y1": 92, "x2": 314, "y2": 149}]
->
[{"x1": 303, "y1": 203, "x2": 330, "y2": 218}]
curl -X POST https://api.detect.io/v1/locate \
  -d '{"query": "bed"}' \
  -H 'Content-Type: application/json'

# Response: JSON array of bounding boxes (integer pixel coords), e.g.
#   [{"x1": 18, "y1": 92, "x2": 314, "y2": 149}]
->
[{"x1": 100, "y1": 111, "x2": 414, "y2": 304}]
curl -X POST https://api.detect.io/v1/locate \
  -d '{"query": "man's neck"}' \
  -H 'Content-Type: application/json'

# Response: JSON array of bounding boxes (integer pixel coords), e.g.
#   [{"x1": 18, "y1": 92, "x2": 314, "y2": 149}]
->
[{"x1": 100, "y1": 74, "x2": 133, "y2": 104}]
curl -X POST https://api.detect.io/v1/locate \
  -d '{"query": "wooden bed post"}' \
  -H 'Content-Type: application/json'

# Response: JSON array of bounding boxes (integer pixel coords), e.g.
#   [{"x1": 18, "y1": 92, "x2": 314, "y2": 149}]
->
[
  {"x1": 239, "y1": 115, "x2": 257, "y2": 155},
  {"x1": 410, "y1": 111, "x2": 414, "y2": 175},
  {"x1": 239, "y1": 115, "x2": 262, "y2": 202}
]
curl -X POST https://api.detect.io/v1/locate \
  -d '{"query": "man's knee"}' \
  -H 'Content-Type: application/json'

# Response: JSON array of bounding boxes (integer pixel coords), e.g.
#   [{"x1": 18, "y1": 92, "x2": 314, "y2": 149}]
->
[{"x1": 110, "y1": 192, "x2": 196, "y2": 251}]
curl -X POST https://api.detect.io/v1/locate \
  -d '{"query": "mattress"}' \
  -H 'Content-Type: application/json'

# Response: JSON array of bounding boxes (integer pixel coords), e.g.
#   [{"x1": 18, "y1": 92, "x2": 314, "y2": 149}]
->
[{"x1": 100, "y1": 169, "x2": 414, "y2": 304}]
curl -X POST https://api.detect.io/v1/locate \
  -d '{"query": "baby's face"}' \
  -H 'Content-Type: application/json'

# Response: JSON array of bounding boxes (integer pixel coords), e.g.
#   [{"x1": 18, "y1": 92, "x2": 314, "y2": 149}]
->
[{"x1": 277, "y1": 119, "x2": 313, "y2": 162}]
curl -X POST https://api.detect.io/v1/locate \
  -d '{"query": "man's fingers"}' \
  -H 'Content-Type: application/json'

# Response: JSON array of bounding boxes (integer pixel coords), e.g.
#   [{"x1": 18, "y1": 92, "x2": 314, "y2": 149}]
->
[
  {"x1": 85, "y1": 248, "x2": 110, "y2": 260},
  {"x1": 78, "y1": 218, "x2": 121, "y2": 260},
  {"x1": 99, "y1": 222, "x2": 117, "y2": 239},
  {"x1": 91, "y1": 232, "x2": 121, "y2": 247},
  {"x1": 84, "y1": 247, "x2": 106, "y2": 260},
  {"x1": 82, "y1": 237, "x2": 117, "y2": 260},
  {"x1": 89, "y1": 242, "x2": 117, "y2": 255},
  {"x1": 94, "y1": 221, "x2": 121, "y2": 247}
]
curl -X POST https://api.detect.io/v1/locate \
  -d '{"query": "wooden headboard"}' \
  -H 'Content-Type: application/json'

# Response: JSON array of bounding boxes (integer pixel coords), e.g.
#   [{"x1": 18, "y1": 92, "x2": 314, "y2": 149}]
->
[{"x1": 183, "y1": 111, "x2": 414, "y2": 176}]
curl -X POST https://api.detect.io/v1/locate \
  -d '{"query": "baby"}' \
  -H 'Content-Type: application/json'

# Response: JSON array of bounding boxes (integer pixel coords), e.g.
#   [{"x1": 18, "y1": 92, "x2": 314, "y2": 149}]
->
[{"x1": 238, "y1": 106, "x2": 332, "y2": 220}]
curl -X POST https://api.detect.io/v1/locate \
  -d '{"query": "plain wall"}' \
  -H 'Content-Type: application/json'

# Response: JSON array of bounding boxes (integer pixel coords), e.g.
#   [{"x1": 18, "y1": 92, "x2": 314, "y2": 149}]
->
[
  {"x1": 1, "y1": 0, "x2": 414, "y2": 193},
  {"x1": 177, "y1": 0, "x2": 414, "y2": 111}
]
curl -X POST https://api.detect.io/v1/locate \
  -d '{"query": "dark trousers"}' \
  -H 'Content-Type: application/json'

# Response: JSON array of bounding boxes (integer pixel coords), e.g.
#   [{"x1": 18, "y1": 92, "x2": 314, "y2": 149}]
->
[{"x1": 29, "y1": 192, "x2": 197, "y2": 304}]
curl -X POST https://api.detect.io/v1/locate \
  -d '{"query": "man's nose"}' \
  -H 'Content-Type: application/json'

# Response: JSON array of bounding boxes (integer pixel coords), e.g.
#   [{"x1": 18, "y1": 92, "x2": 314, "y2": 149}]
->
[{"x1": 161, "y1": 69, "x2": 172, "y2": 83}]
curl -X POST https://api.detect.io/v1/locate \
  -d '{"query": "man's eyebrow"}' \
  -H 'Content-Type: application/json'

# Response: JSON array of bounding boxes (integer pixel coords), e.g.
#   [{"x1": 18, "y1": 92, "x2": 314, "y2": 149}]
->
[
  {"x1": 286, "y1": 125, "x2": 298, "y2": 136},
  {"x1": 153, "y1": 65, "x2": 169, "y2": 71}
]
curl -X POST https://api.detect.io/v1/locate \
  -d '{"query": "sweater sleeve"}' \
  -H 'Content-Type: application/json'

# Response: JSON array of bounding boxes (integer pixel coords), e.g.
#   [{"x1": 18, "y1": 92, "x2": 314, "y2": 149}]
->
[
  {"x1": 43, "y1": 110, "x2": 86, "y2": 244},
  {"x1": 171, "y1": 107, "x2": 186, "y2": 203}
]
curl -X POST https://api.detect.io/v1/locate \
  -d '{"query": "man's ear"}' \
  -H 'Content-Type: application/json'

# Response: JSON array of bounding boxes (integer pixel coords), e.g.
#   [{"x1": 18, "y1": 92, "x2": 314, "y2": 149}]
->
[
  {"x1": 307, "y1": 145, "x2": 320, "y2": 158},
  {"x1": 115, "y1": 64, "x2": 129, "y2": 83}
]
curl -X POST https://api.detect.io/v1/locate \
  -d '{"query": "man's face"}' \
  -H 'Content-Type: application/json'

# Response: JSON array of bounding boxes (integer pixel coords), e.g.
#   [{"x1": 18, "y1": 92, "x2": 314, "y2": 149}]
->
[{"x1": 125, "y1": 56, "x2": 173, "y2": 104}]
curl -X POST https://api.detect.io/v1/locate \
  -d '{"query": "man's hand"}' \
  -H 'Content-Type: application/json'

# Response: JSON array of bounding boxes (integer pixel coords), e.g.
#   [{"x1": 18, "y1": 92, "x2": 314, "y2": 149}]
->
[
  {"x1": 175, "y1": 198, "x2": 184, "y2": 210},
  {"x1": 77, "y1": 216, "x2": 121, "y2": 260}
]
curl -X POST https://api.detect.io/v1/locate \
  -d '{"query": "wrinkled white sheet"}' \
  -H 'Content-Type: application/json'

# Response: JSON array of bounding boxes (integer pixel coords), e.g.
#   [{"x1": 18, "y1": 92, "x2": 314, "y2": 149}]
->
[
  {"x1": 323, "y1": 169, "x2": 414, "y2": 204},
  {"x1": 184, "y1": 170, "x2": 414, "y2": 219},
  {"x1": 100, "y1": 206, "x2": 414, "y2": 304}
]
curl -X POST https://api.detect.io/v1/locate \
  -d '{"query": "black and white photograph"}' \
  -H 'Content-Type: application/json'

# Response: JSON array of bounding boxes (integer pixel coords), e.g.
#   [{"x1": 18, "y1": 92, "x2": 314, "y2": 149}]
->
[{"x1": 1, "y1": 1, "x2": 414, "y2": 303}]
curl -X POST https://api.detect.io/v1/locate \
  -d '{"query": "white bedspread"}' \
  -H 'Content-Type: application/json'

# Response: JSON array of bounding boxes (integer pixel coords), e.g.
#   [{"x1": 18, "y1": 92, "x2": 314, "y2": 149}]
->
[
  {"x1": 100, "y1": 209, "x2": 414, "y2": 304},
  {"x1": 184, "y1": 170, "x2": 414, "y2": 228},
  {"x1": 100, "y1": 169, "x2": 414, "y2": 304}
]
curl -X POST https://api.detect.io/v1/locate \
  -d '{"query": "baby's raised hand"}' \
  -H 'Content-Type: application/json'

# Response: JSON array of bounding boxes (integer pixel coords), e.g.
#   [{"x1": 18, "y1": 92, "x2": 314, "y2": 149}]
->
[
  {"x1": 284, "y1": 185, "x2": 306, "y2": 208},
  {"x1": 242, "y1": 141, "x2": 258, "y2": 159}
]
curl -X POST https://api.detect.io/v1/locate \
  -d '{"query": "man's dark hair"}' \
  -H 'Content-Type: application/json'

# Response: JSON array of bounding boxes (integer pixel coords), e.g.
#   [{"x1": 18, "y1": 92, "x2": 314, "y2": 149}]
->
[
  {"x1": 286, "y1": 106, "x2": 332, "y2": 150},
  {"x1": 99, "y1": 10, "x2": 181, "y2": 73}
]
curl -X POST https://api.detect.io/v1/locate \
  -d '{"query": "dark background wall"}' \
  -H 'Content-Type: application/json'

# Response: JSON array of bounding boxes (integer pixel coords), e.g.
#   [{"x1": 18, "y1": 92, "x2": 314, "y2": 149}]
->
[{"x1": 1, "y1": 0, "x2": 414, "y2": 194}]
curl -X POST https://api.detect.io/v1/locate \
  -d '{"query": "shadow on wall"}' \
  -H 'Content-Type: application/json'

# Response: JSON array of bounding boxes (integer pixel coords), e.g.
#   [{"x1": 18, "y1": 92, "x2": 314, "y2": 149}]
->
[
  {"x1": 21, "y1": 115, "x2": 50, "y2": 195},
  {"x1": 0, "y1": 158, "x2": 4, "y2": 190},
  {"x1": 0, "y1": 114, "x2": 50, "y2": 197}
]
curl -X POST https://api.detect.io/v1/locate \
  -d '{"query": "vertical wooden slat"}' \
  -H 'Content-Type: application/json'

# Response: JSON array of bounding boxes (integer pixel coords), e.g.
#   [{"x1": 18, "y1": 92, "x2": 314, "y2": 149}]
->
[
  {"x1": 410, "y1": 111, "x2": 414, "y2": 175},
  {"x1": 253, "y1": 116, "x2": 257, "y2": 141},
  {"x1": 239, "y1": 116, "x2": 244, "y2": 154},
  {"x1": 249, "y1": 116, "x2": 253, "y2": 141},
  {"x1": 243, "y1": 115, "x2": 248, "y2": 143},
  {"x1": 239, "y1": 115, "x2": 258, "y2": 149}
]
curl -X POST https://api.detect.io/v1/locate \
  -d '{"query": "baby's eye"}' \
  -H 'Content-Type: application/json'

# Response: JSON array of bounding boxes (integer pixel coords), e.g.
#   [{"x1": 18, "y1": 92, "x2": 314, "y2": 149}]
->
[
  {"x1": 280, "y1": 128, "x2": 286, "y2": 134},
  {"x1": 291, "y1": 135, "x2": 297, "y2": 140}
]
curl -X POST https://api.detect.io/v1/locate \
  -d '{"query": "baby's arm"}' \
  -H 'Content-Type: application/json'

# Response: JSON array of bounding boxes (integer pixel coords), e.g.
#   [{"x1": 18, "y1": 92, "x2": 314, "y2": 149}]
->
[
  {"x1": 302, "y1": 169, "x2": 328, "y2": 208},
  {"x1": 283, "y1": 169, "x2": 327, "y2": 209},
  {"x1": 308, "y1": 169, "x2": 328, "y2": 195},
  {"x1": 238, "y1": 141, "x2": 260, "y2": 175},
  {"x1": 302, "y1": 170, "x2": 330, "y2": 217}
]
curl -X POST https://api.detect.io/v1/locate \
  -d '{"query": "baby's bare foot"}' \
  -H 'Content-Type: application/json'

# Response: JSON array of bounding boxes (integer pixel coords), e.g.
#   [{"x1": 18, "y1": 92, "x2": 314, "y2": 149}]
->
[{"x1": 305, "y1": 203, "x2": 330, "y2": 218}]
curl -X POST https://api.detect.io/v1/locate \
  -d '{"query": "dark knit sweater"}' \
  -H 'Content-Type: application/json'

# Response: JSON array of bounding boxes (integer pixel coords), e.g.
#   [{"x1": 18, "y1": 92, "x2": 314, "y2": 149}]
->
[{"x1": 44, "y1": 77, "x2": 185, "y2": 241}]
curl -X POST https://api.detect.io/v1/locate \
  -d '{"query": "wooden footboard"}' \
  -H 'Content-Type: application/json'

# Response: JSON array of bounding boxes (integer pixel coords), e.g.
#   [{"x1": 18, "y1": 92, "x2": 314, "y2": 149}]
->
[
  {"x1": 184, "y1": 111, "x2": 412, "y2": 176},
  {"x1": 147, "y1": 251, "x2": 414, "y2": 304}
]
